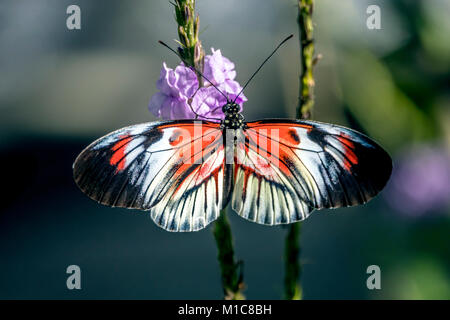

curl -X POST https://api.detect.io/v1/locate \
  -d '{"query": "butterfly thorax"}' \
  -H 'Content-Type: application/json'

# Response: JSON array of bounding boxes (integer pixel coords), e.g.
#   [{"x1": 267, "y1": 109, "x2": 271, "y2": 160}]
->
[{"x1": 221, "y1": 102, "x2": 245, "y2": 129}]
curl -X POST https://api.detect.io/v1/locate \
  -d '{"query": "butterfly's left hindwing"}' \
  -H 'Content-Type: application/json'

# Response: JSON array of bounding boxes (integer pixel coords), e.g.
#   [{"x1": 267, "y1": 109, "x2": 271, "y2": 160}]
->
[
  {"x1": 73, "y1": 120, "x2": 231, "y2": 232},
  {"x1": 231, "y1": 119, "x2": 392, "y2": 225}
]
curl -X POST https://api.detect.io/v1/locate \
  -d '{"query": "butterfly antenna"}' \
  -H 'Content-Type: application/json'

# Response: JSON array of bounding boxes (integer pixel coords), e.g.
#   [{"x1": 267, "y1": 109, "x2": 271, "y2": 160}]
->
[
  {"x1": 158, "y1": 41, "x2": 229, "y2": 101},
  {"x1": 233, "y1": 34, "x2": 294, "y2": 104}
]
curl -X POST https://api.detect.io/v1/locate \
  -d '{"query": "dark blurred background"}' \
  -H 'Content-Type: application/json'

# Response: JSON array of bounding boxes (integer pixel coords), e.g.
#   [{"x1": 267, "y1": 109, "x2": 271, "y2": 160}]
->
[{"x1": 0, "y1": 0, "x2": 449, "y2": 299}]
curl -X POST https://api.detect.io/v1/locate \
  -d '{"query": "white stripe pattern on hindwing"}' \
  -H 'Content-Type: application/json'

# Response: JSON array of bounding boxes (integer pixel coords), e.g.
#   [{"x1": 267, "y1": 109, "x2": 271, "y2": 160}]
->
[
  {"x1": 231, "y1": 129, "x2": 312, "y2": 225},
  {"x1": 149, "y1": 144, "x2": 227, "y2": 232}
]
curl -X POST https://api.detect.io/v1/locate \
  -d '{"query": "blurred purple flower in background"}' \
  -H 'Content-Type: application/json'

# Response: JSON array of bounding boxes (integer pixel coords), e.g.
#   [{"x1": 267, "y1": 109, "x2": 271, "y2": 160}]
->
[
  {"x1": 385, "y1": 145, "x2": 450, "y2": 217},
  {"x1": 149, "y1": 48, "x2": 247, "y2": 121}
]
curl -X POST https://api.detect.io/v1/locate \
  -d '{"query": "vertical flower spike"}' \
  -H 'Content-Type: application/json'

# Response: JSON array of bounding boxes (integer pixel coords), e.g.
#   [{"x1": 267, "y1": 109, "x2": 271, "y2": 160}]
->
[
  {"x1": 174, "y1": 0, "x2": 205, "y2": 81},
  {"x1": 297, "y1": 0, "x2": 316, "y2": 120},
  {"x1": 150, "y1": 2, "x2": 247, "y2": 122}
]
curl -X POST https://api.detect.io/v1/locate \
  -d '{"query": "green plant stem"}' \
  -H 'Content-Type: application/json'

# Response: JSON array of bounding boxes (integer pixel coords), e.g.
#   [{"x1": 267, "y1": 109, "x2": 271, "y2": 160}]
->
[
  {"x1": 173, "y1": 0, "x2": 243, "y2": 300},
  {"x1": 284, "y1": 0, "x2": 316, "y2": 301},
  {"x1": 174, "y1": 0, "x2": 204, "y2": 83},
  {"x1": 284, "y1": 222, "x2": 302, "y2": 300},
  {"x1": 297, "y1": 0, "x2": 315, "y2": 120},
  {"x1": 213, "y1": 210, "x2": 245, "y2": 300}
]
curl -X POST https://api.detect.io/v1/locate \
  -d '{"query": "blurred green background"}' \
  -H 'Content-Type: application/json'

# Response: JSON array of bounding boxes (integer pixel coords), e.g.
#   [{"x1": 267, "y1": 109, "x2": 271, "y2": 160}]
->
[{"x1": 0, "y1": 0, "x2": 449, "y2": 299}]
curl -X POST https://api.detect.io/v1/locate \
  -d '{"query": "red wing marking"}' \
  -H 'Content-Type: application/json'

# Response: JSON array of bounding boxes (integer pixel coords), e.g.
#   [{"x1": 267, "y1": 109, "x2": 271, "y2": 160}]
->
[
  {"x1": 246, "y1": 122, "x2": 313, "y2": 147},
  {"x1": 173, "y1": 129, "x2": 222, "y2": 170},
  {"x1": 247, "y1": 121, "x2": 313, "y2": 130},
  {"x1": 287, "y1": 129, "x2": 300, "y2": 144},
  {"x1": 110, "y1": 134, "x2": 132, "y2": 172},
  {"x1": 336, "y1": 134, "x2": 358, "y2": 170},
  {"x1": 197, "y1": 146, "x2": 223, "y2": 180},
  {"x1": 169, "y1": 130, "x2": 183, "y2": 146},
  {"x1": 170, "y1": 130, "x2": 224, "y2": 195},
  {"x1": 243, "y1": 129, "x2": 294, "y2": 178}
]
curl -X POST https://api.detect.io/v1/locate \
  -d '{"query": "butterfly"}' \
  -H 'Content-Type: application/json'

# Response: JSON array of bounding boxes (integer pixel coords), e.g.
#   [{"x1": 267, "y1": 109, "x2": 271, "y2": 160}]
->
[{"x1": 73, "y1": 100, "x2": 392, "y2": 232}]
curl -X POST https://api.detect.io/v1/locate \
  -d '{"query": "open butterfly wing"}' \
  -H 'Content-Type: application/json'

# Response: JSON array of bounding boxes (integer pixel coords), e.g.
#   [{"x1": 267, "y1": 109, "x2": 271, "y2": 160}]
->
[
  {"x1": 73, "y1": 120, "x2": 231, "y2": 232},
  {"x1": 231, "y1": 128, "x2": 312, "y2": 225},
  {"x1": 232, "y1": 119, "x2": 392, "y2": 225}
]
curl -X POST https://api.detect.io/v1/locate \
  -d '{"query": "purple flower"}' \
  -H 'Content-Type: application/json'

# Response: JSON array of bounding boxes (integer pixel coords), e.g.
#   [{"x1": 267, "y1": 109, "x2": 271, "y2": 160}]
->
[
  {"x1": 149, "y1": 49, "x2": 247, "y2": 121},
  {"x1": 203, "y1": 48, "x2": 237, "y2": 86},
  {"x1": 384, "y1": 145, "x2": 450, "y2": 217}
]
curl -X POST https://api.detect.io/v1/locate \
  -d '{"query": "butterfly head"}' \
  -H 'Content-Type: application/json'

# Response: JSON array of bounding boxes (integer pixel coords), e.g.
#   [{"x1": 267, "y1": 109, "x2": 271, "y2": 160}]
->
[
  {"x1": 222, "y1": 102, "x2": 240, "y2": 114},
  {"x1": 222, "y1": 102, "x2": 245, "y2": 129}
]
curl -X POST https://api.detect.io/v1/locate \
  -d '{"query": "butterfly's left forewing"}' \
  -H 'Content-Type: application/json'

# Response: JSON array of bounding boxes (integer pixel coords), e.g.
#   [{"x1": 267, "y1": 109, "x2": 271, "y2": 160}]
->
[{"x1": 73, "y1": 120, "x2": 231, "y2": 232}]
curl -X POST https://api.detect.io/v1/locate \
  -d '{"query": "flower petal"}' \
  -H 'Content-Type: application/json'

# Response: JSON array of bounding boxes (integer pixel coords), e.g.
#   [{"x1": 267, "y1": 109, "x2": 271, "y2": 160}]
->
[
  {"x1": 174, "y1": 65, "x2": 199, "y2": 98},
  {"x1": 191, "y1": 86, "x2": 226, "y2": 121},
  {"x1": 148, "y1": 92, "x2": 167, "y2": 117},
  {"x1": 156, "y1": 63, "x2": 179, "y2": 96},
  {"x1": 170, "y1": 98, "x2": 195, "y2": 119}
]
